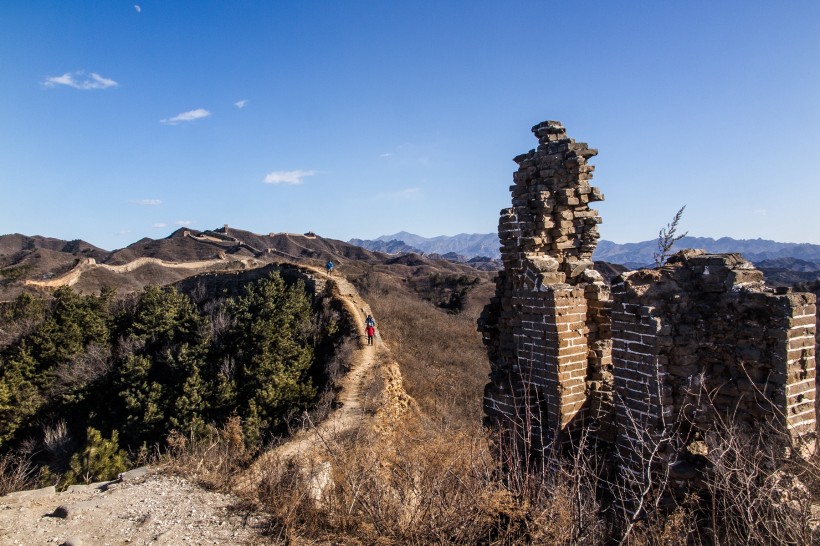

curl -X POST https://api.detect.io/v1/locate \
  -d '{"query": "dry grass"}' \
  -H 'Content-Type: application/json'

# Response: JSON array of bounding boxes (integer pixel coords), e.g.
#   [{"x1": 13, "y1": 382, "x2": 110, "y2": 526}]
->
[
  {"x1": 161, "y1": 415, "x2": 255, "y2": 492},
  {"x1": 358, "y1": 270, "x2": 490, "y2": 432},
  {"x1": 242, "y1": 419, "x2": 611, "y2": 545}
]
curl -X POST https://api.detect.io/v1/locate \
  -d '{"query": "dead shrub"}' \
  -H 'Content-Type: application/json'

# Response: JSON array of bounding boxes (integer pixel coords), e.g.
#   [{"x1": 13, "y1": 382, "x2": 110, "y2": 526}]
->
[
  {"x1": 162, "y1": 415, "x2": 254, "y2": 491},
  {"x1": 0, "y1": 451, "x2": 39, "y2": 495},
  {"x1": 703, "y1": 422, "x2": 815, "y2": 546}
]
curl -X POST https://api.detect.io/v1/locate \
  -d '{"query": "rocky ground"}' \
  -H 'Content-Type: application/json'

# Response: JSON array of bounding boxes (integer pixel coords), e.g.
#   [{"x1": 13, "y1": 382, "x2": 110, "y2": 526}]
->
[{"x1": 0, "y1": 468, "x2": 266, "y2": 546}]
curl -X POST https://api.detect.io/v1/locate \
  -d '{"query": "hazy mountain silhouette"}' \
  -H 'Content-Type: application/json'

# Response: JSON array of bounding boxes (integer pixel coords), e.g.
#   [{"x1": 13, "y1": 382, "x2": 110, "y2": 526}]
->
[
  {"x1": 351, "y1": 232, "x2": 501, "y2": 260},
  {"x1": 351, "y1": 233, "x2": 820, "y2": 270}
]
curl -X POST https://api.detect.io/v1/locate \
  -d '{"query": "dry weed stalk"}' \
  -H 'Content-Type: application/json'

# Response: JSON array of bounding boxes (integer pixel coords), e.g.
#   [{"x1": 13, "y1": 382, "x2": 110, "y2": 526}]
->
[{"x1": 0, "y1": 451, "x2": 39, "y2": 495}]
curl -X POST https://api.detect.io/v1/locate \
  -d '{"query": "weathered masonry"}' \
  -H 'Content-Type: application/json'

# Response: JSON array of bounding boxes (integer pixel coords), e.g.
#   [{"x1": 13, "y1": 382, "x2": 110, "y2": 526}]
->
[
  {"x1": 479, "y1": 120, "x2": 613, "y2": 451},
  {"x1": 613, "y1": 252, "x2": 817, "y2": 477},
  {"x1": 479, "y1": 120, "x2": 817, "y2": 480}
]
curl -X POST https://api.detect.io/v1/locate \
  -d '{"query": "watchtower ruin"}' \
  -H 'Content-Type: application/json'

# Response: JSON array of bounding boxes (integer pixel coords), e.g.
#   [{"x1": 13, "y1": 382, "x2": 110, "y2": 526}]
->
[{"x1": 480, "y1": 120, "x2": 817, "y2": 483}]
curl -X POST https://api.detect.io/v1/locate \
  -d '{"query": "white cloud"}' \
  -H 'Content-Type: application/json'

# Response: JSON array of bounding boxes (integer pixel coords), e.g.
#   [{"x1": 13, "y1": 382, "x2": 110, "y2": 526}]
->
[
  {"x1": 175, "y1": 220, "x2": 192, "y2": 226},
  {"x1": 263, "y1": 169, "x2": 316, "y2": 185},
  {"x1": 152, "y1": 223, "x2": 168, "y2": 228},
  {"x1": 379, "y1": 153, "x2": 393, "y2": 158},
  {"x1": 134, "y1": 4, "x2": 141, "y2": 13},
  {"x1": 44, "y1": 71, "x2": 118, "y2": 90},
  {"x1": 234, "y1": 99, "x2": 248, "y2": 109},
  {"x1": 132, "y1": 199, "x2": 162, "y2": 206},
  {"x1": 376, "y1": 187, "x2": 421, "y2": 200},
  {"x1": 753, "y1": 209, "x2": 768, "y2": 216},
  {"x1": 160, "y1": 108, "x2": 211, "y2": 125}
]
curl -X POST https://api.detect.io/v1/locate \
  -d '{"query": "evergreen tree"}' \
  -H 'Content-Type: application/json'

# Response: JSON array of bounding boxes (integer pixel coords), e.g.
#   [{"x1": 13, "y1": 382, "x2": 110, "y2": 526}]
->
[
  {"x1": 62, "y1": 427, "x2": 128, "y2": 486},
  {"x1": 227, "y1": 273, "x2": 316, "y2": 438},
  {"x1": 111, "y1": 285, "x2": 210, "y2": 447},
  {"x1": 0, "y1": 347, "x2": 40, "y2": 446}
]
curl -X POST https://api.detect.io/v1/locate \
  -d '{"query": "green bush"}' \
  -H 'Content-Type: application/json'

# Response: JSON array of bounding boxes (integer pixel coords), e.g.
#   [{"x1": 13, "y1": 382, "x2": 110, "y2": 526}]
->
[{"x1": 61, "y1": 427, "x2": 128, "y2": 487}]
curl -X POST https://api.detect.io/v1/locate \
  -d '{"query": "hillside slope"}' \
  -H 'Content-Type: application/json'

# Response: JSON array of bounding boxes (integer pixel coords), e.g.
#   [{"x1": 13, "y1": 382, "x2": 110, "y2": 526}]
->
[{"x1": 2, "y1": 227, "x2": 484, "y2": 302}]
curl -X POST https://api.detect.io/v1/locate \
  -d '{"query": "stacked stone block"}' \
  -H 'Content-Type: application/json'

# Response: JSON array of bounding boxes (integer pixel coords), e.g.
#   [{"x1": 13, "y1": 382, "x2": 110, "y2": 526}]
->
[
  {"x1": 480, "y1": 120, "x2": 612, "y2": 453},
  {"x1": 612, "y1": 251, "x2": 817, "y2": 480},
  {"x1": 482, "y1": 119, "x2": 817, "y2": 491}
]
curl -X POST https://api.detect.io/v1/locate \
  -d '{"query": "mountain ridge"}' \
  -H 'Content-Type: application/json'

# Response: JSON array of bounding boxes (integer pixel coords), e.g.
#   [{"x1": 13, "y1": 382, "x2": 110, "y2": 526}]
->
[{"x1": 350, "y1": 232, "x2": 820, "y2": 267}]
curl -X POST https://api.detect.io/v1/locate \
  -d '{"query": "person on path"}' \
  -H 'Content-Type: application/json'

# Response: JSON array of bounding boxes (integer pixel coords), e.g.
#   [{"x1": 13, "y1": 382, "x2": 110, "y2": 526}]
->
[
  {"x1": 366, "y1": 324, "x2": 375, "y2": 346},
  {"x1": 326, "y1": 260, "x2": 334, "y2": 276},
  {"x1": 365, "y1": 314, "x2": 375, "y2": 328}
]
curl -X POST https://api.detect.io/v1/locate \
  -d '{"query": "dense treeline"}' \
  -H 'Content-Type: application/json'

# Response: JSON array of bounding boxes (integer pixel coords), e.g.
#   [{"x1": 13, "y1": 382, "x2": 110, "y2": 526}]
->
[{"x1": 0, "y1": 272, "x2": 345, "y2": 487}]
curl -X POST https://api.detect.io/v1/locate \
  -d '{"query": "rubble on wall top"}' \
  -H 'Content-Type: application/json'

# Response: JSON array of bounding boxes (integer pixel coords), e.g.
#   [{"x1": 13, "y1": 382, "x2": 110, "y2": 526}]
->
[
  {"x1": 532, "y1": 120, "x2": 566, "y2": 136},
  {"x1": 665, "y1": 250, "x2": 751, "y2": 269}
]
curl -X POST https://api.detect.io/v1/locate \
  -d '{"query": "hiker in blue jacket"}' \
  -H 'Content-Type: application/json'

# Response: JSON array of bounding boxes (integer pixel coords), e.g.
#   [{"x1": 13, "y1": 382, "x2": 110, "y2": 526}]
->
[{"x1": 326, "y1": 260, "x2": 334, "y2": 276}]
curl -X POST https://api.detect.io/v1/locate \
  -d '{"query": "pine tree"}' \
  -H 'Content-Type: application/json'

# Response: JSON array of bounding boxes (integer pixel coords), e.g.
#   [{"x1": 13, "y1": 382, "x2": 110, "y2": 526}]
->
[
  {"x1": 62, "y1": 427, "x2": 128, "y2": 486},
  {"x1": 228, "y1": 273, "x2": 316, "y2": 439}
]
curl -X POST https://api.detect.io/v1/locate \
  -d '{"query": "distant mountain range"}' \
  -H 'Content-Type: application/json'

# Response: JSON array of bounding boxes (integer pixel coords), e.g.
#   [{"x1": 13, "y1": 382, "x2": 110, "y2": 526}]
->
[
  {"x1": 595, "y1": 237, "x2": 820, "y2": 269},
  {"x1": 349, "y1": 232, "x2": 501, "y2": 260},
  {"x1": 350, "y1": 233, "x2": 820, "y2": 272}
]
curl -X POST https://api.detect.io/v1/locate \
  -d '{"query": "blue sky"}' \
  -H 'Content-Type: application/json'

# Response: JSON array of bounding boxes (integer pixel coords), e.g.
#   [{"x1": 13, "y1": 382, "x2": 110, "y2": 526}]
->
[{"x1": 1, "y1": 1, "x2": 818, "y2": 250}]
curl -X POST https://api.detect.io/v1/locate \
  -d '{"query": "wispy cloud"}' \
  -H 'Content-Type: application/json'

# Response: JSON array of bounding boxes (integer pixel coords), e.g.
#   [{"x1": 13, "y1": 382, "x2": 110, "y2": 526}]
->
[
  {"x1": 134, "y1": 4, "x2": 141, "y2": 13},
  {"x1": 132, "y1": 199, "x2": 162, "y2": 206},
  {"x1": 152, "y1": 223, "x2": 168, "y2": 228},
  {"x1": 234, "y1": 99, "x2": 248, "y2": 109},
  {"x1": 175, "y1": 220, "x2": 192, "y2": 226},
  {"x1": 44, "y1": 71, "x2": 118, "y2": 90},
  {"x1": 376, "y1": 187, "x2": 421, "y2": 200},
  {"x1": 379, "y1": 152, "x2": 393, "y2": 158},
  {"x1": 753, "y1": 209, "x2": 767, "y2": 216},
  {"x1": 160, "y1": 108, "x2": 211, "y2": 125},
  {"x1": 263, "y1": 169, "x2": 316, "y2": 185}
]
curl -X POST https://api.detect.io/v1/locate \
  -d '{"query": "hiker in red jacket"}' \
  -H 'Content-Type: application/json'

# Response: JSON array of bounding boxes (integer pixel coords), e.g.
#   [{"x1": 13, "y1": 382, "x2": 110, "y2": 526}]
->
[{"x1": 366, "y1": 324, "x2": 375, "y2": 346}]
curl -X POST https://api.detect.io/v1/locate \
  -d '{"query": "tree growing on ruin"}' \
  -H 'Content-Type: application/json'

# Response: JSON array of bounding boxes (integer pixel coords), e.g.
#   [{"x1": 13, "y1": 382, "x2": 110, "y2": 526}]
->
[{"x1": 653, "y1": 205, "x2": 688, "y2": 268}]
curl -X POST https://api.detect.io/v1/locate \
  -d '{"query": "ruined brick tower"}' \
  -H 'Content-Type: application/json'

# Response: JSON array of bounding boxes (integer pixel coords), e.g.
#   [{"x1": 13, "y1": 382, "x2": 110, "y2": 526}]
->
[
  {"x1": 481, "y1": 120, "x2": 816, "y2": 478},
  {"x1": 479, "y1": 120, "x2": 613, "y2": 452}
]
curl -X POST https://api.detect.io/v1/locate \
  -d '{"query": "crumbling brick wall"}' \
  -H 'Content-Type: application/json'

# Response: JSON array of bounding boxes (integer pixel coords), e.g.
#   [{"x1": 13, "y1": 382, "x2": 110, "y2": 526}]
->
[
  {"x1": 481, "y1": 119, "x2": 817, "y2": 482},
  {"x1": 479, "y1": 120, "x2": 612, "y2": 454},
  {"x1": 612, "y1": 251, "x2": 817, "y2": 477}
]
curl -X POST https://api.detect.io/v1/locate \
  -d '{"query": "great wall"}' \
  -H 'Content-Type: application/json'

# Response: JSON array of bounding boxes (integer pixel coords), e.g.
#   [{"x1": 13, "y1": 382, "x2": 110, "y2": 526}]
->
[
  {"x1": 479, "y1": 120, "x2": 817, "y2": 494},
  {"x1": 22, "y1": 227, "x2": 322, "y2": 291}
]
